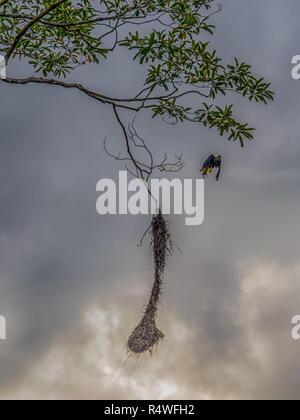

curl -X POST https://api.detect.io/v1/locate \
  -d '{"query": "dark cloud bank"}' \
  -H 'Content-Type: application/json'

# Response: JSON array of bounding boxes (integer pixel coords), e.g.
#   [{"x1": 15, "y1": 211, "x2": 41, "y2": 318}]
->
[{"x1": 1, "y1": 0, "x2": 300, "y2": 399}]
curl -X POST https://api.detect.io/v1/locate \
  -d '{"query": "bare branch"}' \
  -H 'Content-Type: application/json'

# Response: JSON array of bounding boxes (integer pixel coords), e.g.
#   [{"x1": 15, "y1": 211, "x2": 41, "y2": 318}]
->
[
  {"x1": 104, "y1": 114, "x2": 185, "y2": 184},
  {"x1": 0, "y1": 76, "x2": 180, "y2": 110},
  {"x1": 112, "y1": 106, "x2": 148, "y2": 179}
]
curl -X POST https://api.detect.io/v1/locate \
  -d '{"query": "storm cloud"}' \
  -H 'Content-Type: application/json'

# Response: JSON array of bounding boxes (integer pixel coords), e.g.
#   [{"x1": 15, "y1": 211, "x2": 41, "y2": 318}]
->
[{"x1": 1, "y1": 0, "x2": 300, "y2": 399}]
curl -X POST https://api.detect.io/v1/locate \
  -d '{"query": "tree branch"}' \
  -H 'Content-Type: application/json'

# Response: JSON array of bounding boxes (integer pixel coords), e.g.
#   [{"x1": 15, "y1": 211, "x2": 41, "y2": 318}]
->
[
  {"x1": 5, "y1": 0, "x2": 69, "y2": 63},
  {"x1": 105, "y1": 114, "x2": 185, "y2": 182},
  {"x1": 0, "y1": 76, "x2": 182, "y2": 109},
  {"x1": 0, "y1": 3, "x2": 171, "y2": 29},
  {"x1": 0, "y1": 0, "x2": 9, "y2": 8},
  {"x1": 112, "y1": 105, "x2": 146, "y2": 179}
]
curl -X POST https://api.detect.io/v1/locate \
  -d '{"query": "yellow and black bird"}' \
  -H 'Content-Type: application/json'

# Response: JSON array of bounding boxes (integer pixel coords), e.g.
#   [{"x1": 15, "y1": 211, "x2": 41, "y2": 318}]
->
[{"x1": 200, "y1": 154, "x2": 222, "y2": 181}]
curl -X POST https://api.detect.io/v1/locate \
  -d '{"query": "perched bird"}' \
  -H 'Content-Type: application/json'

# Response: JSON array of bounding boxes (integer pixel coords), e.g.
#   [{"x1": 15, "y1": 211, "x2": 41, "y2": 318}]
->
[{"x1": 200, "y1": 154, "x2": 222, "y2": 181}]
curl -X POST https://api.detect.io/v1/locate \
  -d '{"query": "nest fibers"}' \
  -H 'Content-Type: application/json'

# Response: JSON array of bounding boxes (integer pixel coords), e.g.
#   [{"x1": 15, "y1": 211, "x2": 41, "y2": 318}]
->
[{"x1": 128, "y1": 212, "x2": 173, "y2": 354}]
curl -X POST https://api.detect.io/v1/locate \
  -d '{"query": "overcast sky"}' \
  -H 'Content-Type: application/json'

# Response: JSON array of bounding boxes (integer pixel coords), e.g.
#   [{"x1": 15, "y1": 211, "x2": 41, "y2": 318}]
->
[{"x1": 1, "y1": 0, "x2": 300, "y2": 400}]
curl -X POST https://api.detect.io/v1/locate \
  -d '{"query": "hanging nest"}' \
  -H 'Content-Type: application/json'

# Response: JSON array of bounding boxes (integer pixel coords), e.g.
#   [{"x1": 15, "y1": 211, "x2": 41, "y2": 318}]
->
[{"x1": 128, "y1": 211, "x2": 173, "y2": 354}]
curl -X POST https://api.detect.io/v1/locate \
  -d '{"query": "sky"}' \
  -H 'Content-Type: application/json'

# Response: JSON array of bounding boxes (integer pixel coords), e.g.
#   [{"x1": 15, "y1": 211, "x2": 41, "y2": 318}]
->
[{"x1": 1, "y1": 0, "x2": 300, "y2": 400}]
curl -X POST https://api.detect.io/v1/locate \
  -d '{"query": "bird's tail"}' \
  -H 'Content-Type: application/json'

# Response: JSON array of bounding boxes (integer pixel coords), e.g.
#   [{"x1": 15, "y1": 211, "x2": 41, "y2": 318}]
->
[
  {"x1": 215, "y1": 163, "x2": 222, "y2": 181},
  {"x1": 201, "y1": 166, "x2": 212, "y2": 176}
]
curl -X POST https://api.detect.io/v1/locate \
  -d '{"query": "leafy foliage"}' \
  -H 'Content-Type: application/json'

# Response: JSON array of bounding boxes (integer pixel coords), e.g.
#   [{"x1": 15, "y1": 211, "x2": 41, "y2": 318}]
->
[{"x1": 0, "y1": 0, "x2": 274, "y2": 146}]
